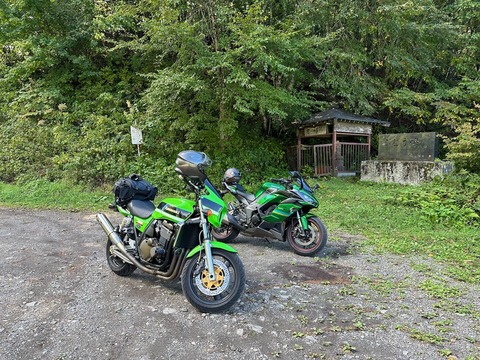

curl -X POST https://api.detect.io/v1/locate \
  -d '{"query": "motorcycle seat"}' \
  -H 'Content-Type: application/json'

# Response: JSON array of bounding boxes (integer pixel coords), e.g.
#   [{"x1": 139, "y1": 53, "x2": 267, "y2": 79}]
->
[
  {"x1": 127, "y1": 199, "x2": 156, "y2": 218},
  {"x1": 237, "y1": 190, "x2": 255, "y2": 203}
]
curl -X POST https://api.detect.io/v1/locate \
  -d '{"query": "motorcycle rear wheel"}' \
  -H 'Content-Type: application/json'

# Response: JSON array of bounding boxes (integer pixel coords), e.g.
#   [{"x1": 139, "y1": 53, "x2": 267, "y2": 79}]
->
[
  {"x1": 106, "y1": 239, "x2": 137, "y2": 276},
  {"x1": 211, "y1": 225, "x2": 239, "y2": 243},
  {"x1": 181, "y1": 249, "x2": 245, "y2": 313},
  {"x1": 286, "y1": 216, "x2": 327, "y2": 256}
]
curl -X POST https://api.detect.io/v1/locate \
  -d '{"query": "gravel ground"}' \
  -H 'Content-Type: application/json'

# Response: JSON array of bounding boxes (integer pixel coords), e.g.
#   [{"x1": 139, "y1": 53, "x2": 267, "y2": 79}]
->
[{"x1": 0, "y1": 207, "x2": 479, "y2": 360}]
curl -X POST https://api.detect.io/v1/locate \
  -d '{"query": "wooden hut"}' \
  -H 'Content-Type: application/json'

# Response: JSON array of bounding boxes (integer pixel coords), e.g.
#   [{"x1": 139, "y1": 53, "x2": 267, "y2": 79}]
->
[{"x1": 287, "y1": 109, "x2": 390, "y2": 176}]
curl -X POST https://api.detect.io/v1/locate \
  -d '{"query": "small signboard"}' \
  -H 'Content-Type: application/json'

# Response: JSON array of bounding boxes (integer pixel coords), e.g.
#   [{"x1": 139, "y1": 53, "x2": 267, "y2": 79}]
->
[
  {"x1": 378, "y1": 132, "x2": 438, "y2": 161},
  {"x1": 303, "y1": 125, "x2": 327, "y2": 137},
  {"x1": 335, "y1": 121, "x2": 372, "y2": 134},
  {"x1": 130, "y1": 126, "x2": 143, "y2": 145}
]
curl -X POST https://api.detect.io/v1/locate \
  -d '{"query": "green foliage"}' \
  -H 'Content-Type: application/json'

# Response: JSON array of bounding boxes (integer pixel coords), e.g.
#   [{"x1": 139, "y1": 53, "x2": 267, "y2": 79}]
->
[
  {"x1": 392, "y1": 172, "x2": 480, "y2": 227},
  {"x1": 316, "y1": 178, "x2": 479, "y2": 284},
  {"x1": 442, "y1": 110, "x2": 480, "y2": 173},
  {"x1": 0, "y1": 179, "x2": 110, "y2": 212},
  {"x1": 1, "y1": 0, "x2": 479, "y2": 187},
  {"x1": 419, "y1": 279, "x2": 463, "y2": 299}
]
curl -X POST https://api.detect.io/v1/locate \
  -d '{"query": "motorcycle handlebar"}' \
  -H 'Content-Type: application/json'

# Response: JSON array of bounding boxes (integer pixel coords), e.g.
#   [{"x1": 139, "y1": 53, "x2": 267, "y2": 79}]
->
[
  {"x1": 271, "y1": 178, "x2": 287, "y2": 184},
  {"x1": 270, "y1": 177, "x2": 295, "y2": 189}
]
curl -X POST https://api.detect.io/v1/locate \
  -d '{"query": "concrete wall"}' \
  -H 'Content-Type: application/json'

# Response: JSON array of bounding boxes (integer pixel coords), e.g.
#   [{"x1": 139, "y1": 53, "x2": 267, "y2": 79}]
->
[{"x1": 360, "y1": 160, "x2": 453, "y2": 185}]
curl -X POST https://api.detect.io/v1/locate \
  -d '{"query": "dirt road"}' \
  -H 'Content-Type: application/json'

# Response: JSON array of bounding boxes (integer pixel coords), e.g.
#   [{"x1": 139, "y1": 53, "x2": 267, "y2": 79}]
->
[{"x1": 0, "y1": 207, "x2": 478, "y2": 360}]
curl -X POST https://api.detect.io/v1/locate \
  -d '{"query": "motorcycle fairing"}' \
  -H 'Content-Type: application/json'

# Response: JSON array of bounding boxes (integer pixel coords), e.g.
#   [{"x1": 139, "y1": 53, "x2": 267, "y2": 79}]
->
[
  {"x1": 199, "y1": 179, "x2": 228, "y2": 228},
  {"x1": 262, "y1": 201, "x2": 298, "y2": 222},
  {"x1": 200, "y1": 196, "x2": 225, "y2": 228},
  {"x1": 254, "y1": 181, "x2": 285, "y2": 198}
]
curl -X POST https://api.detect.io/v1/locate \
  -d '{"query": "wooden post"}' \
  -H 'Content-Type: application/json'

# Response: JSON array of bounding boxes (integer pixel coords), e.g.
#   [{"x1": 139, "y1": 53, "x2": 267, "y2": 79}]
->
[
  {"x1": 332, "y1": 128, "x2": 337, "y2": 176},
  {"x1": 367, "y1": 134, "x2": 371, "y2": 159},
  {"x1": 297, "y1": 128, "x2": 302, "y2": 171}
]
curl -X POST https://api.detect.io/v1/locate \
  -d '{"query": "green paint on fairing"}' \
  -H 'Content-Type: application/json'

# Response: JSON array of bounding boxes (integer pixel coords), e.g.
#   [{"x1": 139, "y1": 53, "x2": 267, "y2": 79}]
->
[
  {"x1": 200, "y1": 182, "x2": 227, "y2": 228},
  {"x1": 255, "y1": 181, "x2": 284, "y2": 198},
  {"x1": 186, "y1": 241, "x2": 238, "y2": 258},
  {"x1": 263, "y1": 202, "x2": 300, "y2": 222}
]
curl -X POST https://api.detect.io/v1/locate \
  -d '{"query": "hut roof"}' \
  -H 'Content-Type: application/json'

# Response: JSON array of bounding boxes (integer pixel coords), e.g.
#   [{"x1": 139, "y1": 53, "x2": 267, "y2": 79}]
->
[{"x1": 298, "y1": 109, "x2": 390, "y2": 128}]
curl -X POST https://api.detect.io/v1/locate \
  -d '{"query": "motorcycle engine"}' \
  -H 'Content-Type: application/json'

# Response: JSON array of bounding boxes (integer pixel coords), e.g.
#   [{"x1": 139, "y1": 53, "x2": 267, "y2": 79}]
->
[
  {"x1": 138, "y1": 220, "x2": 174, "y2": 263},
  {"x1": 250, "y1": 212, "x2": 261, "y2": 226},
  {"x1": 228, "y1": 202, "x2": 247, "y2": 227}
]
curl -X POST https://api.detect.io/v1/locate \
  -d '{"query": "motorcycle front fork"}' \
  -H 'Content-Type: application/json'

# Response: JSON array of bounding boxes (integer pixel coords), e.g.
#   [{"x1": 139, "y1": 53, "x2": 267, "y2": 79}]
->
[
  {"x1": 199, "y1": 208, "x2": 216, "y2": 281},
  {"x1": 296, "y1": 211, "x2": 309, "y2": 235}
]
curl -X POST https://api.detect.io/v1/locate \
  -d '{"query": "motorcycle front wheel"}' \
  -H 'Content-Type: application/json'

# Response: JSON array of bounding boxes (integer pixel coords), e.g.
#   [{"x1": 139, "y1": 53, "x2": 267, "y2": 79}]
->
[
  {"x1": 181, "y1": 249, "x2": 245, "y2": 313},
  {"x1": 286, "y1": 216, "x2": 328, "y2": 256}
]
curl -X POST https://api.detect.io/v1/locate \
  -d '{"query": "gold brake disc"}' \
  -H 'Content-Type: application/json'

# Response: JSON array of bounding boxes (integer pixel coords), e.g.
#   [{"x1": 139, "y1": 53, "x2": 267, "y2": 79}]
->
[
  {"x1": 195, "y1": 258, "x2": 231, "y2": 296},
  {"x1": 200, "y1": 265, "x2": 225, "y2": 290}
]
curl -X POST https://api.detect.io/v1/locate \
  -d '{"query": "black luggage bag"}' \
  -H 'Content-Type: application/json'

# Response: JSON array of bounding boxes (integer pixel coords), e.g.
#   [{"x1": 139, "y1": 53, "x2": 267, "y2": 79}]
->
[{"x1": 113, "y1": 174, "x2": 157, "y2": 207}]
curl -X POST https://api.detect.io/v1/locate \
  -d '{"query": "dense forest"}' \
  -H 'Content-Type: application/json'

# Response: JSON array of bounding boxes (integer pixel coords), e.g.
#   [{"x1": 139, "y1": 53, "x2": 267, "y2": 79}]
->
[{"x1": 1, "y1": 0, "x2": 479, "y2": 190}]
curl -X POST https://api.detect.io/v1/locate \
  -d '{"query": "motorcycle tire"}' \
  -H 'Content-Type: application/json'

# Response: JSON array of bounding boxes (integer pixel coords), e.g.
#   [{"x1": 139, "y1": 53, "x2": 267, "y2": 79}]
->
[
  {"x1": 106, "y1": 239, "x2": 137, "y2": 276},
  {"x1": 181, "y1": 249, "x2": 245, "y2": 313},
  {"x1": 210, "y1": 225, "x2": 239, "y2": 243},
  {"x1": 286, "y1": 216, "x2": 327, "y2": 256}
]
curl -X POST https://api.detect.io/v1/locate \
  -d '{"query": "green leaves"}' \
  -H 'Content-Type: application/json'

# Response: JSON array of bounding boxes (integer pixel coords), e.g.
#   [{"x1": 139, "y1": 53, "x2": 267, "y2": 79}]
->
[
  {"x1": 393, "y1": 172, "x2": 480, "y2": 227},
  {"x1": 0, "y1": 0, "x2": 479, "y2": 187}
]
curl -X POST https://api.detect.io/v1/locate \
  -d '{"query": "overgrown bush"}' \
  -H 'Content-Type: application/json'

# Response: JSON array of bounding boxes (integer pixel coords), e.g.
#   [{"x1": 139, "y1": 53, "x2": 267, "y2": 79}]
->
[
  {"x1": 393, "y1": 171, "x2": 480, "y2": 227},
  {"x1": 444, "y1": 122, "x2": 480, "y2": 174},
  {"x1": 1, "y1": 0, "x2": 479, "y2": 189}
]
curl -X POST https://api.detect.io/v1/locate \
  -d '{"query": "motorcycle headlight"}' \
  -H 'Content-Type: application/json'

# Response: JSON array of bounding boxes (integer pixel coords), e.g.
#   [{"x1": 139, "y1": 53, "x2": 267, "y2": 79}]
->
[{"x1": 294, "y1": 190, "x2": 318, "y2": 206}]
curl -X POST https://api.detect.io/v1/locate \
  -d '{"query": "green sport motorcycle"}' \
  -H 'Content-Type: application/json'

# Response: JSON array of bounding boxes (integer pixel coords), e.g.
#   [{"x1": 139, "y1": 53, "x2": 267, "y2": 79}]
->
[
  {"x1": 211, "y1": 170, "x2": 327, "y2": 256},
  {"x1": 96, "y1": 151, "x2": 245, "y2": 313}
]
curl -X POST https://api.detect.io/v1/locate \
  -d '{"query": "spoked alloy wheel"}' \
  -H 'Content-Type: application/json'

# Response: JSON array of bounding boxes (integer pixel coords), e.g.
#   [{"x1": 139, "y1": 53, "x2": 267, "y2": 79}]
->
[
  {"x1": 210, "y1": 225, "x2": 239, "y2": 243},
  {"x1": 286, "y1": 216, "x2": 327, "y2": 256},
  {"x1": 181, "y1": 249, "x2": 245, "y2": 313},
  {"x1": 106, "y1": 239, "x2": 137, "y2": 276}
]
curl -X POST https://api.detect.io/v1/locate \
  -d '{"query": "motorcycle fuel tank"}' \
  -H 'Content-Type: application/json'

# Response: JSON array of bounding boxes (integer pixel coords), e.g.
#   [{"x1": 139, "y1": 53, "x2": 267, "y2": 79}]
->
[
  {"x1": 156, "y1": 198, "x2": 195, "y2": 222},
  {"x1": 255, "y1": 181, "x2": 285, "y2": 199}
]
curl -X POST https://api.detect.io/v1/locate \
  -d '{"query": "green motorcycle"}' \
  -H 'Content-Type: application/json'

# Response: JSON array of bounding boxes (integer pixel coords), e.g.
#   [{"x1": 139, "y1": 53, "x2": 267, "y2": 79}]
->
[
  {"x1": 96, "y1": 151, "x2": 245, "y2": 313},
  {"x1": 212, "y1": 169, "x2": 327, "y2": 256}
]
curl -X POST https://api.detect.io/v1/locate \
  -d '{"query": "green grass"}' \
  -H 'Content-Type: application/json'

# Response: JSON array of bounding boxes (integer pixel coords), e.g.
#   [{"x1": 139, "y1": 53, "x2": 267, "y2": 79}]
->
[
  {"x1": 312, "y1": 178, "x2": 479, "y2": 284},
  {"x1": 1, "y1": 177, "x2": 478, "y2": 284},
  {"x1": 0, "y1": 180, "x2": 111, "y2": 212}
]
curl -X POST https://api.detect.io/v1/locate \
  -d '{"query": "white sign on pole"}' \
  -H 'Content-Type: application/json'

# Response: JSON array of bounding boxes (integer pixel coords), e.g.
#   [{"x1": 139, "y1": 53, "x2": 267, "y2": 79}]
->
[{"x1": 130, "y1": 126, "x2": 143, "y2": 145}]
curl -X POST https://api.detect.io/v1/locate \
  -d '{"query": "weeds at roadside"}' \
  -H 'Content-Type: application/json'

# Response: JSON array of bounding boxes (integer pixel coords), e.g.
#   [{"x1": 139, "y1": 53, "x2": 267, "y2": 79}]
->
[
  {"x1": 395, "y1": 324, "x2": 446, "y2": 344},
  {"x1": 355, "y1": 274, "x2": 408, "y2": 297},
  {"x1": 433, "y1": 319, "x2": 453, "y2": 334},
  {"x1": 433, "y1": 300, "x2": 480, "y2": 319},
  {"x1": 314, "y1": 177, "x2": 479, "y2": 285},
  {"x1": 338, "y1": 285, "x2": 357, "y2": 297},
  {"x1": 419, "y1": 279, "x2": 463, "y2": 299}
]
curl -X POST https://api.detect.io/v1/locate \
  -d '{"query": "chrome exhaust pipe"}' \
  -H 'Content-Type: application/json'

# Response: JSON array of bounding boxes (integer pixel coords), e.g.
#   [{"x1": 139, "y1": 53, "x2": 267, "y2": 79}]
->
[
  {"x1": 96, "y1": 213, "x2": 177, "y2": 279},
  {"x1": 111, "y1": 248, "x2": 134, "y2": 265},
  {"x1": 96, "y1": 213, "x2": 130, "y2": 256}
]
